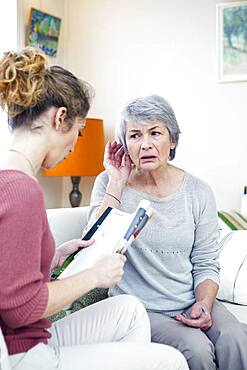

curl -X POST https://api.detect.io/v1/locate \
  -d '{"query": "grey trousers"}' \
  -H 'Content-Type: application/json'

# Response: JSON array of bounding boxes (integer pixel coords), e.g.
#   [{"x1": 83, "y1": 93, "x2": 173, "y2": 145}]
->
[{"x1": 148, "y1": 300, "x2": 247, "y2": 370}]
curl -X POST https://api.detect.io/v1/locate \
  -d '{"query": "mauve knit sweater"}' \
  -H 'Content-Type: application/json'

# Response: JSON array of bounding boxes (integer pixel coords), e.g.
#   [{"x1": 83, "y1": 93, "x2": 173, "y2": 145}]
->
[{"x1": 0, "y1": 170, "x2": 55, "y2": 355}]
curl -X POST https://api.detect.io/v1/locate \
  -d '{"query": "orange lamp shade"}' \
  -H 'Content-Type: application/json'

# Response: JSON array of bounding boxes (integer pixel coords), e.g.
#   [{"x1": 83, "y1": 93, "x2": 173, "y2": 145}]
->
[{"x1": 44, "y1": 118, "x2": 105, "y2": 177}]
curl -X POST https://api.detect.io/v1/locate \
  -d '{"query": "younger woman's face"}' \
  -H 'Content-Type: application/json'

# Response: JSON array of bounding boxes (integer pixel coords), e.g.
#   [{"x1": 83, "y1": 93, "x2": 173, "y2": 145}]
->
[{"x1": 42, "y1": 117, "x2": 85, "y2": 169}]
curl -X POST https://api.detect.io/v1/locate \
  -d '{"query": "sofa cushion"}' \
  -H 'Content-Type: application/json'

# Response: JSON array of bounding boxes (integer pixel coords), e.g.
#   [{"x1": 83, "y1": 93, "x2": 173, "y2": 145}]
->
[
  {"x1": 221, "y1": 301, "x2": 247, "y2": 324},
  {"x1": 218, "y1": 210, "x2": 247, "y2": 230},
  {"x1": 47, "y1": 206, "x2": 89, "y2": 245},
  {"x1": 217, "y1": 230, "x2": 247, "y2": 305}
]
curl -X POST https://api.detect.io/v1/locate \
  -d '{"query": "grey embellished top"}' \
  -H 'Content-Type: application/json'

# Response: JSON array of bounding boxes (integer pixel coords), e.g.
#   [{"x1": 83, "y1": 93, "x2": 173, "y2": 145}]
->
[{"x1": 85, "y1": 171, "x2": 220, "y2": 316}]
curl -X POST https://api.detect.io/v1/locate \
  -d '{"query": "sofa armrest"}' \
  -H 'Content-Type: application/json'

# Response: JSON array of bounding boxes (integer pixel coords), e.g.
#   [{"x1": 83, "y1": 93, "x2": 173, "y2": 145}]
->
[{"x1": 46, "y1": 206, "x2": 90, "y2": 246}]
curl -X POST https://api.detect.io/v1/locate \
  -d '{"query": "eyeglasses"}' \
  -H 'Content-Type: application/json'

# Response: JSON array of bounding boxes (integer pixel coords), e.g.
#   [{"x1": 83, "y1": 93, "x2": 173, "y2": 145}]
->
[{"x1": 78, "y1": 119, "x2": 86, "y2": 136}]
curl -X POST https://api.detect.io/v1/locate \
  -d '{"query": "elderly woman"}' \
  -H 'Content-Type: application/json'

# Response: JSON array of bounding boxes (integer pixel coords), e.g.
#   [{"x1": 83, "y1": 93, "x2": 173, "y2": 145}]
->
[{"x1": 86, "y1": 95, "x2": 247, "y2": 370}]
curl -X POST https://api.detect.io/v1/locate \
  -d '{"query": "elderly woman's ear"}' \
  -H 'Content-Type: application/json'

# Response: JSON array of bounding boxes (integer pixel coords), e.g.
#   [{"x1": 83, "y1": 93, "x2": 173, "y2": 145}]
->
[{"x1": 170, "y1": 141, "x2": 176, "y2": 149}]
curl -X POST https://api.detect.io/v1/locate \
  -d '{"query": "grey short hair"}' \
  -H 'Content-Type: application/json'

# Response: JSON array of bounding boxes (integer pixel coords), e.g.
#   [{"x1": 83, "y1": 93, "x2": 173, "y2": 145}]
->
[{"x1": 115, "y1": 95, "x2": 181, "y2": 160}]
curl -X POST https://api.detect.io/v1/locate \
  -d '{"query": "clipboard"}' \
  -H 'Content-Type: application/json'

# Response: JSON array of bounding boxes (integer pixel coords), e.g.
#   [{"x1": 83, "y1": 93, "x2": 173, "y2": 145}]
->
[
  {"x1": 52, "y1": 207, "x2": 112, "y2": 279},
  {"x1": 53, "y1": 200, "x2": 152, "y2": 279}
]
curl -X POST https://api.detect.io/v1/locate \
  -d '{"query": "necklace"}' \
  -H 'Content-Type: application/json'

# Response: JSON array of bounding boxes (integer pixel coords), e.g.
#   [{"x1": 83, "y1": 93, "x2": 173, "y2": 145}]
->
[{"x1": 8, "y1": 149, "x2": 36, "y2": 176}]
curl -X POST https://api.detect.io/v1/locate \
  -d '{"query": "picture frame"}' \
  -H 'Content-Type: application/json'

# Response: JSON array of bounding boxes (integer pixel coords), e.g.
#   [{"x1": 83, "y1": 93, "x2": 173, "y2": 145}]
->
[
  {"x1": 26, "y1": 8, "x2": 62, "y2": 57},
  {"x1": 217, "y1": 1, "x2": 247, "y2": 82}
]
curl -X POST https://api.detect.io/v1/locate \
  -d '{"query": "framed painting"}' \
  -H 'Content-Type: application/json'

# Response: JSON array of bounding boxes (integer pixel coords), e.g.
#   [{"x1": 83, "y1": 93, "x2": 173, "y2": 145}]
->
[
  {"x1": 217, "y1": 1, "x2": 247, "y2": 82},
  {"x1": 26, "y1": 8, "x2": 62, "y2": 57}
]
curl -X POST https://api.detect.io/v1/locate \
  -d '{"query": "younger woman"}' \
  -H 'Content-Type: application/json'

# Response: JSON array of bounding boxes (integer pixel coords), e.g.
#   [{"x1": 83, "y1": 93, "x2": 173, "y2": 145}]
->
[{"x1": 0, "y1": 49, "x2": 188, "y2": 370}]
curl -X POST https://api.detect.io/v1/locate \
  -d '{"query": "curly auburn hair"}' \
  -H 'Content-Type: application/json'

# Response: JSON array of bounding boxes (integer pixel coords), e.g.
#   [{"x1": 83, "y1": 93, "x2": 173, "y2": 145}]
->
[{"x1": 0, "y1": 47, "x2": 93, "y2": 129}]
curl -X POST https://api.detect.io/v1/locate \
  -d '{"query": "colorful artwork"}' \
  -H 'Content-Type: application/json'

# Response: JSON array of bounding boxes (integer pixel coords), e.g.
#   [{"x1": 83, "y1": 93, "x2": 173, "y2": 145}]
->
[
  {"x1": 217, "y1": 2, "x2": 247, "y2": 82},
  {"x1": 27, "y1": 8, "x2": 62, "y2": 57}
]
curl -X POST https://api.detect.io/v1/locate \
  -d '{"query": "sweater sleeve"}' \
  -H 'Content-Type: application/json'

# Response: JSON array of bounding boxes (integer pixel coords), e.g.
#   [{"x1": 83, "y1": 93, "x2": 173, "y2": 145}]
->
[
  {"x1": 0, "y1": 176, "x2": 49, "y2": 329},
  {"x1": 83, "y1": 171, "x2": 109, "y2": 234},
  {"x1": 190, "y1": 180, "x2": 221, "y2": 290}
]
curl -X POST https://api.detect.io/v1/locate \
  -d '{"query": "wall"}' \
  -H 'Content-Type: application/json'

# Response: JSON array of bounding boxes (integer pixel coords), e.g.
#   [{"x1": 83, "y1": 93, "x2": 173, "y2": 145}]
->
[
  {"x1": 65, "y1": 0, "x2": 247, "y2": 211},
  {"x1": 17, "y1": 0, "x2": 67, "y2": 208},
  {"x1": 17, "y1": 0, "x2": 96, "y2": 208}
]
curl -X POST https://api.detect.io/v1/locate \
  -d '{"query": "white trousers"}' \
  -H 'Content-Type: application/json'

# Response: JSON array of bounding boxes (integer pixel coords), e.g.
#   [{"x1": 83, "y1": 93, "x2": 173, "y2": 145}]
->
[
  {"x1": 9, "y1": 295, "x2": 188, "y2": 370},
  {"x1": 0, "y1": 326, "x2": 11, "y2": 370}
]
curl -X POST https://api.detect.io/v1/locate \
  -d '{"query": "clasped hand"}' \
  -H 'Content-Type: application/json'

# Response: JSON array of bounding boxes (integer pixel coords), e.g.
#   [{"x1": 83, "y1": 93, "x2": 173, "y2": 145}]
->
[{"x1": 176, "y1": 301, "x2": 212, "y2": 331}]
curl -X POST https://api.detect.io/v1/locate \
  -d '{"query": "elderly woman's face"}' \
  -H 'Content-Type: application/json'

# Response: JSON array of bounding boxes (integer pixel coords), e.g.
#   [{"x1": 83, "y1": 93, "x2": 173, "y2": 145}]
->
[{"x1": 125, "y1": 120, "x2": 175, "y2": 171}]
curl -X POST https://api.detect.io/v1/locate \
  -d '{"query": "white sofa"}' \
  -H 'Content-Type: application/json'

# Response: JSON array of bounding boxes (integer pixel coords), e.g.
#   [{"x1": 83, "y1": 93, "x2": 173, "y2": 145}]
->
[{"x1": 46, "y1": 206, "x2": 247, "y2": 325}]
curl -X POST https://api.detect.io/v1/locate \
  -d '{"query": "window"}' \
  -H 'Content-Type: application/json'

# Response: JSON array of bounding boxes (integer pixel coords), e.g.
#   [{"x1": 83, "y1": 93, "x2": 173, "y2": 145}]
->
[{"x1": 0, "y1": 0, "x2": 17, "y2": 158}]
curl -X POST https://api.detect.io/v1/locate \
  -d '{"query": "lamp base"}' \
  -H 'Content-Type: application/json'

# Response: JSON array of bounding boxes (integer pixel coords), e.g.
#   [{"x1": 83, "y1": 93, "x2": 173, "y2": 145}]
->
[{"x1": 69, "y1": 176, "x2": 82, "y2": 207}]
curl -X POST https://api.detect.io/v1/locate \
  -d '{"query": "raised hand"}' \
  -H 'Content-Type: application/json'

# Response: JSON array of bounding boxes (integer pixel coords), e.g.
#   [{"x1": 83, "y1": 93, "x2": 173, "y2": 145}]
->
[
  {"x1": 91, "y1": 253, "x2": 127, "y2": 288},
  {"x1": 103, "y1": 141, "x2": 132, "y2": 186},
  {"x1": 176, "y1": 301, "x2": 212, "y2": 331}
]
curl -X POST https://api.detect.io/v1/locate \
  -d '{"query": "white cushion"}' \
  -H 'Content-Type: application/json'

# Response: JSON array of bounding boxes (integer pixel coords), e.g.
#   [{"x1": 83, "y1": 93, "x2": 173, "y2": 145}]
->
[
  {"x1": 46, "y1": 206, "x2": 89, "y2": 246},
  {"x1": 217, "y1": 230, "x2": 247, "y2": 305},
  {"x1": 221, "y1": 301, "x2": 247, "y2": 324}
]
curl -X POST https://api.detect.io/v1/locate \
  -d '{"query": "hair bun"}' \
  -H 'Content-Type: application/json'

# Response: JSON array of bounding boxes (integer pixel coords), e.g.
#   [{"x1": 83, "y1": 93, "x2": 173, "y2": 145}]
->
[{"x1": 0, "y1": 47, "x2": 47, "y2": 117}]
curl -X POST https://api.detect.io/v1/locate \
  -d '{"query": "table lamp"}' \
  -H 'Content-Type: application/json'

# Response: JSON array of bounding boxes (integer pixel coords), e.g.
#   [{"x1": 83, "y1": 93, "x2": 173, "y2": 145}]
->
[{"x1": 44, "y1": 118, "x2": 105, "y2": 207}]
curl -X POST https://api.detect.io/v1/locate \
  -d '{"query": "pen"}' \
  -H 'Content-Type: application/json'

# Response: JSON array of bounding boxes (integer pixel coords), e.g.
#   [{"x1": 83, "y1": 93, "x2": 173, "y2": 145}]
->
[
  {"x1": 202, "y1": 307, "x2": 208, "y2": 315},
  {"x1": 123, "y1": 209, "x2": 146, "y2": 241},
  {"x1": 133, "y1": 207, "x2": 152, "y2": 238},
  {"x1": 117, "y1": 204, "x2": 152, "y2": 253},
  {"x1": 123, "y1": 200, "x2": 152, "y2": 241}
]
